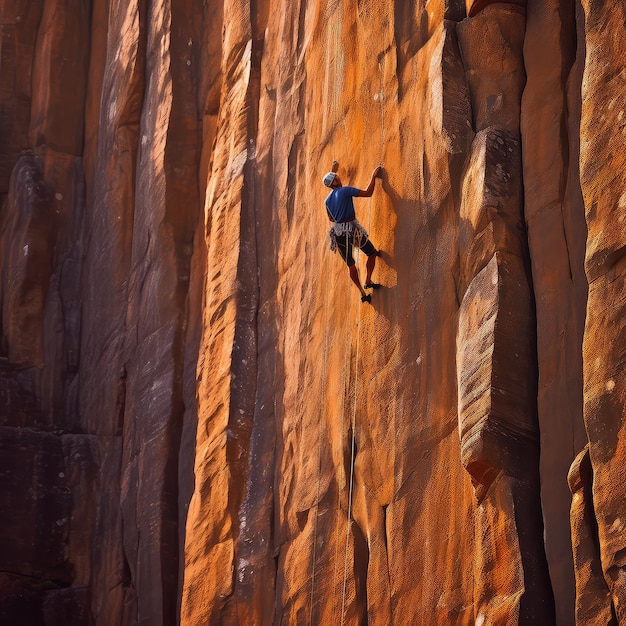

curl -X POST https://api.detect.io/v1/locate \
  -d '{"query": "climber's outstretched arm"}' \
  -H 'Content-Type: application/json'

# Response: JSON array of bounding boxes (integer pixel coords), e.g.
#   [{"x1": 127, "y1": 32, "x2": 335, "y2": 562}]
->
[{"x1": 358, "y1": 165, "x2": 383, "y2": 197}]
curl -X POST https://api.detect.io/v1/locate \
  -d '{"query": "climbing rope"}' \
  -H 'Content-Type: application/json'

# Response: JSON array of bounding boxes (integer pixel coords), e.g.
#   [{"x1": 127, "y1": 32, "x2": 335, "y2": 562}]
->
[
  {"x1": 378, "y1": 60, "x2": 385, "y2": 163},
  {"x1": 323, "y1": 4, "x2": 390, "y2": 623},
  {"x1": 339, "y1": 287, "x2": 363, "y2": 626},
  {"x1": 330, "y1": 320, "x2": 352, "y2": 626},
  {"x1": 339, "y1": 185, "x2": 377, "y2": 625},
  {"x1": 308, "y1": 265, "x2": 332, "y2": 626},
  {"x1": 314, "y1": 6, "x2": 348, "y2": 619}
]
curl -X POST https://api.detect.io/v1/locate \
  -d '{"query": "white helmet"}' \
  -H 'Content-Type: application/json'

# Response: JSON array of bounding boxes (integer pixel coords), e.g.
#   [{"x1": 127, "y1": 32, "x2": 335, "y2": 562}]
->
[{"x1": 322, "y1": 172, "x2": 337, "y2": 187}]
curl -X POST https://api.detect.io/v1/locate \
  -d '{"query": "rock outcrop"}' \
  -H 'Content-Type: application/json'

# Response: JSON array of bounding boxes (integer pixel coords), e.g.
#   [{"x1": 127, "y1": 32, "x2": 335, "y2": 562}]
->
[{"x1": 0, "y1": 1, "x2": 625, "y2": 625}]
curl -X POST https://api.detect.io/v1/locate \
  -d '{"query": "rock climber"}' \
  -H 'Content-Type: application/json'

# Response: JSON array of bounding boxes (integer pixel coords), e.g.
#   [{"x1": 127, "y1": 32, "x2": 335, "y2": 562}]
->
[{"x1": 323, "y1": 160, "x2": 383, "y2": 303}]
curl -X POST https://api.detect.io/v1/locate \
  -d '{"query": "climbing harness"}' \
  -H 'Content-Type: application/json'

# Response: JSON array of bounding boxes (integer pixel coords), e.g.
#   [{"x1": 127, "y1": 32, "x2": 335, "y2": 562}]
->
[{"x1": 328, "y1": 220, "x2": 369, "y2": 253}]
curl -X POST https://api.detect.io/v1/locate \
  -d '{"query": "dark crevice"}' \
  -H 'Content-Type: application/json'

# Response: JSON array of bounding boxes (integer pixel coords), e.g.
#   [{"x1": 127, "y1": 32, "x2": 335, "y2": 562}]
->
[
  {"x1": 352, "y1": 519, "x2": 369, "y2": 626},
  {"x1": 115, "y1": 366, "x2": 127, "y2": 435},
  {"x1": 468, "y1": 0, "x2": 527, "y2": 19}
]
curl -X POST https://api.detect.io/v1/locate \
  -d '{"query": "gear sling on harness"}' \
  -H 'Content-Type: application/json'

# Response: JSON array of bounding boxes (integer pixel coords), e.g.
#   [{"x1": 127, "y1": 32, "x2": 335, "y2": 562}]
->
[{"x1": 329, "y1": 219, "x2": 371, "y2": 266}]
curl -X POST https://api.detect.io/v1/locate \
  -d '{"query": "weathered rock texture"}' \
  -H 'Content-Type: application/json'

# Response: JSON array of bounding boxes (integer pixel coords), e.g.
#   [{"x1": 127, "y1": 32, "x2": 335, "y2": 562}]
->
[
  {"x1": 578, "y1": 1, "x2": 626, "y2": 622},
  {"x1": 0, "y1": 1, "x2": 625, "y2": 625}
]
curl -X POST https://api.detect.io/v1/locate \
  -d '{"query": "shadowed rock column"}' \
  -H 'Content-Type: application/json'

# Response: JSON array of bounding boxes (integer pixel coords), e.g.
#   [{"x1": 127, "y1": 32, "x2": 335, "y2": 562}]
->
[
  {"x1": 0, "y1": 3, "x2": 95, "y2": 623},
  {"x1": 78, "y1": 1, "x2": 146, "y2": 622},
  {"x1": 456, "y1": 128, "x2": 554, "y2": 624},
  {"x1": 456, "y1": 3, "x2": 555, "y2": 623},
  {"x1": 1, "y1": 156, "x2": 55, "y2": 368},
  {"x1": 0, "y1": 0, "x2": 42, "y2": 188},
  {"x1": 117, "y1": 0, "x2": 204, "y2": 623},
  {"x1": 520, "y1": 1, "x2": 588, "y2": 623}
]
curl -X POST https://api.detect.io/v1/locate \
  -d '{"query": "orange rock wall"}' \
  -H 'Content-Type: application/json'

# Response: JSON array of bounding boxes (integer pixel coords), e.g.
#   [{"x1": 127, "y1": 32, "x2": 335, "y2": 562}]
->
[
  {"x1": 578, "y1": 1, "x2": 626, "y2": 622},
  {"x1": 0, "y1": 0, "x2": 625, "y2": 625}
]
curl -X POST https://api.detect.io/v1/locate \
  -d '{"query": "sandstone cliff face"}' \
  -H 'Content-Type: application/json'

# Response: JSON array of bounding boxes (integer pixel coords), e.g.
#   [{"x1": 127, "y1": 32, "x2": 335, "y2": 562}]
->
[{"x1": 0, "y1": 1, "x2": 624, "y2": 625}]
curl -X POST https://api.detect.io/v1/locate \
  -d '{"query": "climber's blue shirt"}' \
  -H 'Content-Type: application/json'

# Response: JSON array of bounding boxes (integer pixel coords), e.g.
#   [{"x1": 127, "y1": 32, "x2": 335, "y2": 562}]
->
[{"x1": 325, "y1": 186, "x2": 360, "y2": 222}]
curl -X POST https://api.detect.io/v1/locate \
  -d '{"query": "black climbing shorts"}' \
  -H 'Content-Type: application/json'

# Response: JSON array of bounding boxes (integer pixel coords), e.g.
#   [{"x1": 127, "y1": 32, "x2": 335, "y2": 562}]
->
[{"x1": 335, "y1": 231, "x2": 377, "y2": 267}]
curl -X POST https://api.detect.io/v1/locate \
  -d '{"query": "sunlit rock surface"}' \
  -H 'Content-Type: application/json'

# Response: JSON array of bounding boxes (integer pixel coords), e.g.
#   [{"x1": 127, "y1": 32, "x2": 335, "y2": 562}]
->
[{"x1": 0, "y1": 1, "x2": 624, "y2": 624}]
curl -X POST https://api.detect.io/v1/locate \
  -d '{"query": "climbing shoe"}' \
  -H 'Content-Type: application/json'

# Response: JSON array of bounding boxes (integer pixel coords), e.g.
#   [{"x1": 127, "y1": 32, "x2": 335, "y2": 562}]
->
[
  {"x1": 364, "y1": 282, "x2": 381, "y2": 290},
  {"x1": 361, "y1": 293, "x2": 372, "y2": 304}
]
